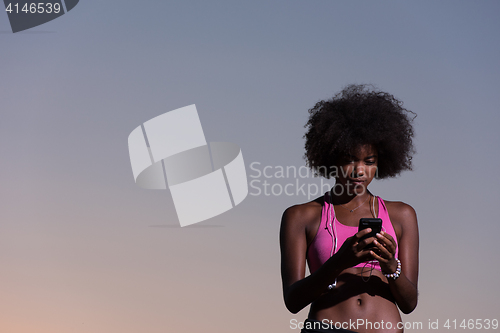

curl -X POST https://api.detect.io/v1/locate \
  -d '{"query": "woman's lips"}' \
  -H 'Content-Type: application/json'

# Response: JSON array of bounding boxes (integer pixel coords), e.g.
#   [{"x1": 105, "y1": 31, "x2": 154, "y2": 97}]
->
[{"x1": 348, "y1": 179, "x2": 365, "y2": 185}]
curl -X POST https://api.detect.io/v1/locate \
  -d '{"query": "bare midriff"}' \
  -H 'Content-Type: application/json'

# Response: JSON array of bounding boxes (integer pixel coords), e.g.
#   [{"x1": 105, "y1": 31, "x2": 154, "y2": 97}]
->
[{"x1": 309, "y1": 267, "x2": 403, "y2": 333}]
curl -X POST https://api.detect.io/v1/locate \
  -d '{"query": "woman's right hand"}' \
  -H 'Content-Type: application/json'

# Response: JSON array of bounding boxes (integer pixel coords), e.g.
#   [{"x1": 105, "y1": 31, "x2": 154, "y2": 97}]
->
[{"x1": 325, "y1": 228, "x2": 376, "y2": 272}]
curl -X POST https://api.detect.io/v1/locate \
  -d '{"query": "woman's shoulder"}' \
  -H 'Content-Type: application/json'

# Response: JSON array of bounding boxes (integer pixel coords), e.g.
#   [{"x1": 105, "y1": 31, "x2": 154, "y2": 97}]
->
[
  {"x1": 383, "y1": 200, "x2": 416, "y2": 219},
  {"x1": 281, "y1": 198, "x2": 323, "y2": 230},
  {"x1": 382, "y1": 199, "x2": 418, "y2": 231}
]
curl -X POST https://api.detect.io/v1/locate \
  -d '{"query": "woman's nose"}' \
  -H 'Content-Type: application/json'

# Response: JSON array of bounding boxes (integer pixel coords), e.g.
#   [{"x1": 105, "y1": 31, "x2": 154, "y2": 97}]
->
[{"x1": 353, "y1": 164, "x2": 365, "y2": 177}]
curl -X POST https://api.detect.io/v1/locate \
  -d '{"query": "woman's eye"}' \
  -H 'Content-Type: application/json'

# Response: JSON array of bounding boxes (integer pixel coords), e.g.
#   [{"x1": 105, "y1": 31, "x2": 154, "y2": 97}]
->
[{"x1": 366, "y1": 161, "x2": 375, "y2": 165}]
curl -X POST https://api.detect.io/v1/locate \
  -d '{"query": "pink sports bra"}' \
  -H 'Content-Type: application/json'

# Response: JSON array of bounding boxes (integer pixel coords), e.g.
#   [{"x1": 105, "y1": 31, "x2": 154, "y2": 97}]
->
[{"x1": 306, "y1": 191, "x2": 399, "y2": 273}]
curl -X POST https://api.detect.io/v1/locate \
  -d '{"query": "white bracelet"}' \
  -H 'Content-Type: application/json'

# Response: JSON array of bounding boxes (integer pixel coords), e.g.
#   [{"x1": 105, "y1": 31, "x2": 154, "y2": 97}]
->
[{"x1": 383, "y1": 258, "x2": 401, "y2": 280}]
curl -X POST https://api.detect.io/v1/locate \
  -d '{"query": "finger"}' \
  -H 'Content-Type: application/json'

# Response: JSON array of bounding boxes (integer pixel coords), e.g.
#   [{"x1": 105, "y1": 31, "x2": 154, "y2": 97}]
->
[
  {"x1": 369, "y1": 250, "x2": 385, "y2": 263},
  {"x1": 380, "y1": 231, "x2": 397, "y2": 248},
  {"x1": 375, "y1": 233, "x2": 395, "y2": 254},
  {"x1": 370, "y1": 246, "x2": 394, "y2": 263},
  {"x1": 354, "y1": 228, "x2": 372, "y2": 241},
  {"x1": 357, "y1": 236, "x2": 376, "y2": 251},
  {"x1": 359, "y1": 250, "x2": 376, "y2": 262},
  {"x1": 373, "y1": 239, "x2": 393, "y2": 259}
]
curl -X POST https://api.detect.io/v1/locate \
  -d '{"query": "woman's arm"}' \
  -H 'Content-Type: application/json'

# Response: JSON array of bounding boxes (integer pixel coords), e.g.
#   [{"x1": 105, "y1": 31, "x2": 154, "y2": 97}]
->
[
  {"x1": 280, "y1": 204, "x2": 331, "y2": 314},
  {"x1": 372, "y1": 202, "x2": 419, "y2": 314},
  {"x1": 280, "y1": 204, "x2": 375, "y2": 314}
]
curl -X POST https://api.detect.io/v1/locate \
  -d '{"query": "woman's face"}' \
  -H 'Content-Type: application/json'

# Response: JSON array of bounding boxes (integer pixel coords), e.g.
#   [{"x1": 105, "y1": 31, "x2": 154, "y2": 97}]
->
[{"x1": 335, "y1": 144, "x2": 378, "y2": 196}]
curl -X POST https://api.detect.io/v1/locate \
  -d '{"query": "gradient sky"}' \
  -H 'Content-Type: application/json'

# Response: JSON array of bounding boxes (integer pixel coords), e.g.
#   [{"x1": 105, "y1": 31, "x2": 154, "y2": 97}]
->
[{"x1": 1, "y1": 1, "x2": 499, "y2": 332}]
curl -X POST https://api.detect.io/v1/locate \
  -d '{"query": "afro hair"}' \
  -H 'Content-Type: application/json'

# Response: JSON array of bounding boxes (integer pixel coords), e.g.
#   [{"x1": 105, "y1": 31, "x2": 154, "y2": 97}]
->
[{"x1": 304, "y1": 84, "x2": 416, "y2": 179}]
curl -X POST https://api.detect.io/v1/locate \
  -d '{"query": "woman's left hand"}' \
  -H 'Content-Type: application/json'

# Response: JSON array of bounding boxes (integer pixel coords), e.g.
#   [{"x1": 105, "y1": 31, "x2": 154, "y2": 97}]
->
[{"x1": 370, "y1": 231, "x2": 398, "y2": 274}]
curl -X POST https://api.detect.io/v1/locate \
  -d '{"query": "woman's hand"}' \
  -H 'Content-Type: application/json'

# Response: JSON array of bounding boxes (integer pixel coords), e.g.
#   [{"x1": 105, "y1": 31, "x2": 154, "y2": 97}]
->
[
  {"x1": 371, "y1": 231, "x2": 398, "y2": 274},
  {"x1": 327, "y1": 228, "x2": 378, "y2": 271}
]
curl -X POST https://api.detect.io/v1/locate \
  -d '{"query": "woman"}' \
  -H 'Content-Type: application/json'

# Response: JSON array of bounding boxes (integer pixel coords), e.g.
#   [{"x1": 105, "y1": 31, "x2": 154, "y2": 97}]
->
[{"x1": 280, "y1": 85, "x2": 419, "y2": 333}]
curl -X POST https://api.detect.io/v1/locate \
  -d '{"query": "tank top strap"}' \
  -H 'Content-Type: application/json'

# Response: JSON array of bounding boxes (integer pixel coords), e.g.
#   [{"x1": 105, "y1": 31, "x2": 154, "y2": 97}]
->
[
  {"x1": 377, "y1": 197, "x2": 399, "y2": 258},
  {"x1": 377, "y1": 197, "x2": 389, "y2": 219}
]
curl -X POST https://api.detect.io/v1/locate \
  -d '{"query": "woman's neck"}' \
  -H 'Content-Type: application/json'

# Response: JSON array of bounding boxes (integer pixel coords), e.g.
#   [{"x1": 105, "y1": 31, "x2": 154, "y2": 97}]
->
[{"x1": 330, "y1": 188, "x2": 372, "y2": 206}]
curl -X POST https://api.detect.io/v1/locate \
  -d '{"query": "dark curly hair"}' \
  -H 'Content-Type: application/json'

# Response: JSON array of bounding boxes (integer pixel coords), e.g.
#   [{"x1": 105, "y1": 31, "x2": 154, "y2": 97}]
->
[{"x1": 304, "y1": 84, "x2": 416, "y2": 179}]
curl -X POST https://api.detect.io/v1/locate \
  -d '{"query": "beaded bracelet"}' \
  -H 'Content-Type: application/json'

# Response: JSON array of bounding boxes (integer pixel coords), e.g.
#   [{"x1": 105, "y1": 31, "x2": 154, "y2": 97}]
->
[{"x1": 383, "y1": 258, "x2": 401, "y2": 280}]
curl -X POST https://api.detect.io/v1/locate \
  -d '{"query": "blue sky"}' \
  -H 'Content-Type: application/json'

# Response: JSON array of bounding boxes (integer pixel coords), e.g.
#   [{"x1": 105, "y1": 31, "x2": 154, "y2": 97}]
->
[{"x1": 1, "y1": 1, "x2": 499, "y2": 332}]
